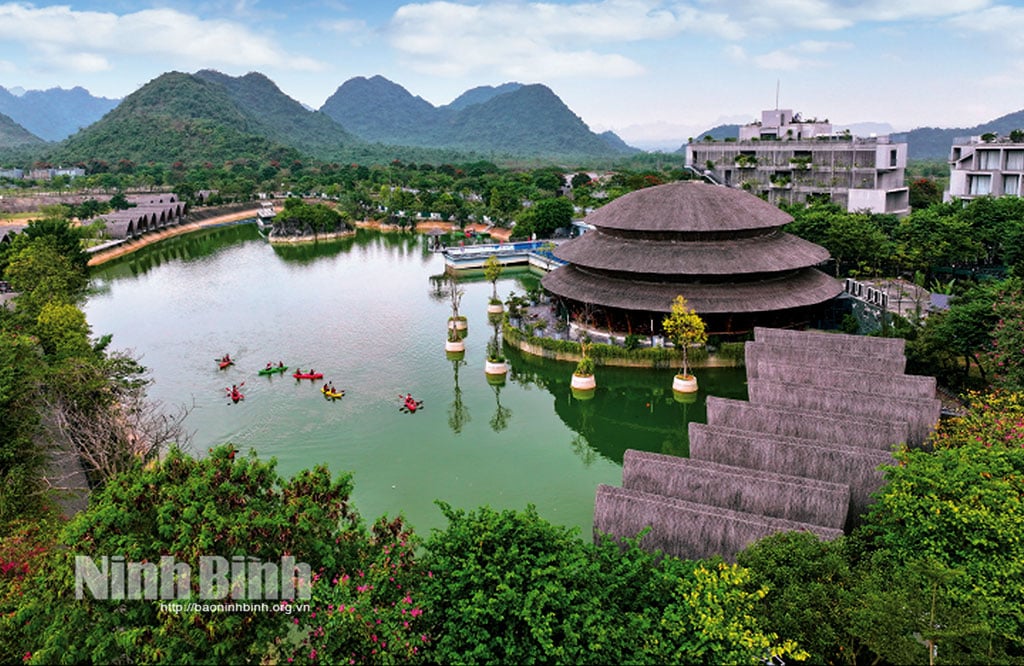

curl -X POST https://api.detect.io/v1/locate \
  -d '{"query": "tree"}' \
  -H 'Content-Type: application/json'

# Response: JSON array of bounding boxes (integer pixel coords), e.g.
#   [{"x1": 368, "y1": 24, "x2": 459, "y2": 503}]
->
[
  {"x1": 908, "y1": 177, "x2": 942, "y2": 210},
  {"x1": 662, "y1": 295, "x2": 707, "y2": 378},
  {"x1": 11, "y1": 445, "x2": 363, "y2": 664},
  {"x1": 528, "y1": 197, "x2": 574, "y2": 238},
  {"x1": 482, "y1": 254, "x2": 503, "y2": 304}
]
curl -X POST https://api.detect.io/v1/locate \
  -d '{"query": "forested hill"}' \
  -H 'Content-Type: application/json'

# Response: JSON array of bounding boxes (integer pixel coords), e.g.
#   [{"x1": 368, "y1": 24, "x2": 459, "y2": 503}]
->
[
  {"x1": 0, "y1": 85, "x2": 119, "y2": 142},
  {"x1": 894, "y1": 108, "x2": 1024, "y2": 160},
  {"x1": 0, "y1": 111, "x2": 45, "y2": 149},
  {"x1": 44, "y1": 72, "x2": 309, "y2": 167},
  {"x1": 320, "y1": 75, "x2": 639, "y2": 158}
]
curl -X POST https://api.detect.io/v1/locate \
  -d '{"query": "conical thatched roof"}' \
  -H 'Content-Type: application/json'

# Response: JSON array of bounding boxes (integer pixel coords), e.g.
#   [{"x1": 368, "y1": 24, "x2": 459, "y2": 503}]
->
[
  {"x1": 583, "y1": 180, "x2": 793, "y2": 233},
  {"x1": 554, "y1": 228, "x2": 830, "y2": 276},
  {"x1": 542, "y1": 265, "x2": 841, "y2": 314}
]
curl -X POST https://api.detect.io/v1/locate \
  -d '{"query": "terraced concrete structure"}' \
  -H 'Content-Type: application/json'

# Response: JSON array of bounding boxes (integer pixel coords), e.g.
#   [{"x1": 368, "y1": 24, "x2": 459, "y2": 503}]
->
[{"x1": 594, "y1": 327, "x2": 942, "y2": 560}]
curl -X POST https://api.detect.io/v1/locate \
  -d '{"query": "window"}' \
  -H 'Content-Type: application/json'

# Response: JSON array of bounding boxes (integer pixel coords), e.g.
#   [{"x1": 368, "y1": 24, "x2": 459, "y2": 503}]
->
[
  {"x1": 978, "y1": 150, "x2": 1000, "y2": 169},
  {"x1": 969, "y1": 174, "x2": 992, "y2": 195},
  {"x1": 1005, "y1": 176, "x2": 1020, "y2": 196},
  {"x1": 889, "y1": 149, "x2": 897, "y2": 167},
  {"x1": 1006, "y1": 150, "x2": 1024, "y2": 170}
]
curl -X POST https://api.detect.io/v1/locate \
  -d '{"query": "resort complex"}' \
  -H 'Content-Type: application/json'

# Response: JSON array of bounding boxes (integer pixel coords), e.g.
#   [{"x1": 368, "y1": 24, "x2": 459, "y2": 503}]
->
[
  {"x1": 542, "y1": 180, "x2": 843, "y2": 336},
  {"x1": 685, "y1": 108, "x2": 910, "y2": 215}
]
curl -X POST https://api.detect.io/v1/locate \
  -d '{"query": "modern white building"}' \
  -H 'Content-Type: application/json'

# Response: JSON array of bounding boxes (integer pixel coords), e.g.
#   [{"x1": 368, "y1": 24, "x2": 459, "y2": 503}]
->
[
  {"x1": 946, "y1": 135, "x2": 1024, "y2": 202},
  {"x1": 686, "y1": 109, "x2": 910, "y2": 216}
]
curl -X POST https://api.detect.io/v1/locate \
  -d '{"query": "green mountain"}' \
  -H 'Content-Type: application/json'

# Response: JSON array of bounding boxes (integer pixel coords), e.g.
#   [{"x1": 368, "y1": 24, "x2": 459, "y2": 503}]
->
[
  {"x1": 46, "y1": 72, "x2": 302, "y2": 166},
  {"x1": 0, "y1": 85, "x2": 119, "y2": 142},
  {"x1": 894, "y1": 109, "x2": 1024, "y2": 160},
  {"x1": 320, "y1": 76, "x2": 638, "y2": 158},
  {"x1": 191, "y1": 70, "x2": 359, "y2": 159},
  {"x1": 0, "y1": 111, "x2": 45, "y2": 149}
]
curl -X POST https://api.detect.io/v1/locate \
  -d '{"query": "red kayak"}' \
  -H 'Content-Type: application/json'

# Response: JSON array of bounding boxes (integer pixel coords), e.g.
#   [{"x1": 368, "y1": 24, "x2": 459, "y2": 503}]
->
[
  {"x1": 293, "y1": 372, "x2": 323, "y2": 380},
  {"x1": 219, "y1": 360, "x2": 234, "y2": 369},
  {"x1": 225, "y1": 388, "x2": 244, "y2": 403},
  {"x1": 400, "y1": 395, "x2": 423, "y2": 414}
]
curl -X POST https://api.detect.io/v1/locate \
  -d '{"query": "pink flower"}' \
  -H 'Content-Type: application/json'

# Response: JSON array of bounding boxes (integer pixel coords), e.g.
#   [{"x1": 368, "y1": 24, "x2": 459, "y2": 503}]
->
[{"x1": 411, "y1": 608, "x2": 423, "y2": 617}]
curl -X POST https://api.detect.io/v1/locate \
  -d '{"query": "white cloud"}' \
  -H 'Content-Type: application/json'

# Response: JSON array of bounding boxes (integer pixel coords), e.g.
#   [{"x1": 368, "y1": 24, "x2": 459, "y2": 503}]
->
[
  {"x1": 728, "y1": 39, "x2": 850, "y2": 71},
  {"x1": 0, "y1": 3, "x2": 325, "y2": 73},
  {"x1": 947, "y1": 5, "x2": 1024, "y2": 50},
  {"x1": 386, "y1": 0, "x2": 739, "y2": 80}
]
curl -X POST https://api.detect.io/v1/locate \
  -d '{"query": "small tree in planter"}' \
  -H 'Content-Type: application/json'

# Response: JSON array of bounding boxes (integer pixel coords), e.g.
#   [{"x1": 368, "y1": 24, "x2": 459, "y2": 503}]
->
[
  {"x1": 484, "y1": 255, "x2": 504, "y2": 312},
  {"x1": 571, "y1": 336, "x2": 596, "y2": 393},
  {"x1": 662, "y1": 295, "x2": 707, "y2": 392},
  {"x1": 447, "y1": 272, "x2": 467, "y2": 334}
]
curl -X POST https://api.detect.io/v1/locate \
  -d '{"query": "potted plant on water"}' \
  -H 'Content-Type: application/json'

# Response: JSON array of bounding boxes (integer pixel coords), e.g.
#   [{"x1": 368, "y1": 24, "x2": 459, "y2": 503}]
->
[
  {"x1": 446, "y1": 272, "x2": 467, "y2": 335},
  {"x1": 445, "y1": 323, "x2": 465, "y2": 355},
  {"x1": 570, "y1": 331, "x2": 597, "y2": 393},
  {"x1": 485, "y1": 337, "x2": 508, "y2": 377},
  {"x1": 662, "y1": 295, "x2": 707, "y2": 394},
  {"x1": 484, "y1": 255, "x2": 504, "y2": 314}
]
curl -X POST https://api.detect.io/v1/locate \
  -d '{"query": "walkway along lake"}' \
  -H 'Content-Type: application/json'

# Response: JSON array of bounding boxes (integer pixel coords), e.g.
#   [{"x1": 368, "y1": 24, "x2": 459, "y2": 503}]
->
[{"x1": 84, "y1": 223, "x2": 748, "y2": 535}]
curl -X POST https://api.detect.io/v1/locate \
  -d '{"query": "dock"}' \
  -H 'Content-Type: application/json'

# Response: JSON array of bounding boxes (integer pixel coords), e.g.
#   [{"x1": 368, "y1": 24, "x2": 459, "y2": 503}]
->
[{"x1": 442, "y1": 240, "x2": 566, "y2": 271}]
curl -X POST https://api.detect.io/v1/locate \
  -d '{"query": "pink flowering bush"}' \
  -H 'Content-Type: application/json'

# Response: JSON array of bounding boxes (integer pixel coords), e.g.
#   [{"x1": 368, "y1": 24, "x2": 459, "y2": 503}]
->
[{"x1": 286, "y1": 516, "x2": 430, "y2": 664}]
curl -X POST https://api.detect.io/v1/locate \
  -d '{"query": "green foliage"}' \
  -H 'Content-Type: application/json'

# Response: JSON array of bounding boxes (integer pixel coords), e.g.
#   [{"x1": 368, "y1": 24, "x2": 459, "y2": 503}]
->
[
  {"x1": 418, "y1": 503, "x2": 801, "y2": 665},
  {"x1": 514, "y1": 196, "x2": 574, "y2": 239},
  {"x1": 989, "y1": 279, "x2": 1024, "y2": 390},
  {"x1": 738, "y1": 532, "x2": 856, "y2": 665},
  {"x1": 0, "y1": 333, "x2": 47, "y2": 525},
  {"x1": 662, "y1": 295, "x2": 707, "y2": 377},
  {"x1": 574, "y1": 355, "x2": 595, "y2": 376},
  {"x1": 284, "y1": 516, "x2": 430, "y2": 665},
  {"x1": 849, "y1": 420, "x2": 1024, "y2": 663},
  {"x1": 483, "y1": 254, "x2": 503, "y2": 300},
  {"x1": 12, "y1": 445, "x2": 363, "y2": 665},
  {"x1": 273, "y1": 198, "x2": 350, "y2": 236}
]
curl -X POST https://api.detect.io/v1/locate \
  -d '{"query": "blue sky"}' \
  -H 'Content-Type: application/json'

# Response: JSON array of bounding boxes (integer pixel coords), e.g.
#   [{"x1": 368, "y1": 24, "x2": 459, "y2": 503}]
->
[{"x1": 0, "y1": 0, "x2": 1022, "y2": 149}]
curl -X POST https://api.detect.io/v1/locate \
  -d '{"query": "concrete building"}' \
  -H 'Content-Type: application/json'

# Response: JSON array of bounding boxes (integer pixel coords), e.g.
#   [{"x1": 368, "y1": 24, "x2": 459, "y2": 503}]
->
[
  {"x1": 946, "y1": 135, "x2": 1024, "y2": 202},
  {"x1": 685, "y1": 109, "x2": 910, "y2": 216}
]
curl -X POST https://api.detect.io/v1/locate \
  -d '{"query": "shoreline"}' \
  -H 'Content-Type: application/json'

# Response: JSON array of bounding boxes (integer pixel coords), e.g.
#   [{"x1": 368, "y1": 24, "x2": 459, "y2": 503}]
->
[{"x1": 86, "y1": 209, "x2": 512, "y2": 267}]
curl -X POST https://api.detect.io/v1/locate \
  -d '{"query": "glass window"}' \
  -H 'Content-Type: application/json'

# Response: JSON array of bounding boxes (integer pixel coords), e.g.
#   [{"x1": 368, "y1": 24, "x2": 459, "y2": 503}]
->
[
  {"x1": 970, "y1": 174, "x2": 992, "y2": 195},
  {"x1": 978, "y1": 150, "x2": 1000, "y2": 169},
  {"x1": 1006, "y1": 150, "x2": 1024, "y2": 170},
  {"x1": 1005, "y1": 176, "x2": 1020, "y2": 196}
]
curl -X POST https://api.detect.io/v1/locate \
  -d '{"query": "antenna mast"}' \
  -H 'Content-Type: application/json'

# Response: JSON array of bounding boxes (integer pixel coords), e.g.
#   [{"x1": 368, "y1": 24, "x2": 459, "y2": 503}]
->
[{"x1": 775, "y1": 80, "x2": 780, "y2": 109}]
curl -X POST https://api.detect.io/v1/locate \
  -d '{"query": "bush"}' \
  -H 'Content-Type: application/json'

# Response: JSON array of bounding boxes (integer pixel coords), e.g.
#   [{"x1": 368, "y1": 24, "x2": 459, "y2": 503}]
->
[{"x1": 574, "y1": 356, "x2": 595, "y2": 376}]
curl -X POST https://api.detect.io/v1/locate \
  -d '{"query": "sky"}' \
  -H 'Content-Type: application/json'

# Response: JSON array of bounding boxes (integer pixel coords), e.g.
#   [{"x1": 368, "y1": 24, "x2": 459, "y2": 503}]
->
[{"x1": 0, "y1": 0, "x2": 1022, "y2": 150}]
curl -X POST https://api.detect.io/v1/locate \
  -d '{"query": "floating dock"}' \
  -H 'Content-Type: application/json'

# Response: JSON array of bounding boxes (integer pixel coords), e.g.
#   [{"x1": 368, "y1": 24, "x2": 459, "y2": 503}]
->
[{"x1": 442, "y1": 240, "x2": 566, "y2": 271}]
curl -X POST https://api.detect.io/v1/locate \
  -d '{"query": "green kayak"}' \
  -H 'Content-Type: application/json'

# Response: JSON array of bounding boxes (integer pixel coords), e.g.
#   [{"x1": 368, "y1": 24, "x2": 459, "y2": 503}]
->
[{"x1": 258, "y1": 365, "x2": 288, "y2": 376}]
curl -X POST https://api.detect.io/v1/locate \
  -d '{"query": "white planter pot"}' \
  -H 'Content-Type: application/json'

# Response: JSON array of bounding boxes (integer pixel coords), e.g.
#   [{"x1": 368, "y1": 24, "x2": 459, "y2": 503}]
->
[
  {"x1": 487, "y1": 302, "x2": 505, "y2": 314},
  {"x1": 485, "y1": 360, "x2": 508, "y2": 375},
  {"x1": 445, "y1": 339, "x2": 465, "y2": 353},
  {"x1": 672, "y1": 374, "x2": 698, "y2": 393},
  {"x1": 448, "y1": 318, "x2": 468, "y2": 331},
  {"x1": 571, "y1": 373, "x2": 596, "y2": 391}
]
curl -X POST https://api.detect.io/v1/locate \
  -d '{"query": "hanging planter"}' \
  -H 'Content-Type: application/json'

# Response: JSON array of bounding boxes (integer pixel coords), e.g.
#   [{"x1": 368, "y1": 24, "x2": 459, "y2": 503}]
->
[
  {"x1": 571, "y1": 356, "x2": 596, "y2": 391},
  {"x1": 672, "y1": 373, "x2": 698, "y2": 394}
]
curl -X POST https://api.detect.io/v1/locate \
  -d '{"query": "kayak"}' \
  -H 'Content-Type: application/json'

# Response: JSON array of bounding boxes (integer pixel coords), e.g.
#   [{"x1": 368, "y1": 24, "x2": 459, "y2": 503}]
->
[
  {"x1": 225, "y1": 388, "x2": 245, "y2": 403},
  {"x1": 321, "y1": 386, "x2": 345, "y2": 399},
  {"x1": 219, "y1": 360, "x2": 234, "y2": 369},
  {"x1": 293, "y1": 372, "x2": 324, "y2": 380},
  {"x1": 259, "y1": 365, "x2": 288, "y2": 376},
  {"x1": 400, "y1": 396, "x2": 423, "y2": 413}
]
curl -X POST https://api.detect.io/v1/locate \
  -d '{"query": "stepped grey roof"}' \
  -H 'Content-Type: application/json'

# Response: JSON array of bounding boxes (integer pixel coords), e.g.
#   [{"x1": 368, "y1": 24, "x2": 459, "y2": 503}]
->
[
  {"x1": 583, "y1": 180, "x2": 793, "y2": 233},
  {"x1": 594, "y1": 484, "x2": 843, "y2": 563},
  {"x1": 541, "y1": 265, "x2": 842, "y2": 314},
  {"x1": 554, "y1": 228, "x2": 830, "y2": 276},
  {"x1": 622, "y1": 450, "x2": 850, "y2": 530}
]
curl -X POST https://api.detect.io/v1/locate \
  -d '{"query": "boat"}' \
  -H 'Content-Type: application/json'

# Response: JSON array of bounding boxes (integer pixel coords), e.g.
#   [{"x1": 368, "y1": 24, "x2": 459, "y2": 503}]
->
[
  {"x1": 293, "y1": 371, "x2": 324, "y2": 380},
  {"x1": 225, "y1": 387, "x2": 245, "y2": 403},
  {"x1": 259, "y1": 365, "x2": 288, "y2": 376},
  {"x1": 400, "y1": 394, "x2": 423, "y2": 413},
  {"x1": 219, "y1": 359, "x2": 234, "y2": 370},
  {"x1": 321, "y1": 386, "x2": 345, "y2": 399}
]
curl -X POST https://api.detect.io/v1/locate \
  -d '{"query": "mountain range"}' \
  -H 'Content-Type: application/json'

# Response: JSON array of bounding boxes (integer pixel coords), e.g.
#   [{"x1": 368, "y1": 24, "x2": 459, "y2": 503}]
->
[
  {"x1": 0, "y1": 86, "x2": 119, "y2": 142},
  {"x1": 0, "y1": 71, "x2": 637, "y2": 166},
  {"x1": 1, "y1": 71, "x2": 1022, "y2": 165}
]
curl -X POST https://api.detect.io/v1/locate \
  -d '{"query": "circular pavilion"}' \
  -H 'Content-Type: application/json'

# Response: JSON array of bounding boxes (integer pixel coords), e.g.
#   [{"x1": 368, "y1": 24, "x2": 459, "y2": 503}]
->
[{"x1": 540, "y1": 181, "x2": 842, "y2": 336}]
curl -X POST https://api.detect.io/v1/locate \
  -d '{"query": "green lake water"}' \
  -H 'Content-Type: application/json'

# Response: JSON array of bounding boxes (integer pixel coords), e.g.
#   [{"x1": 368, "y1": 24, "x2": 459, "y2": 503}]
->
[{"x1": 84, "y1": 223, "x2": 748, "y2": 536}]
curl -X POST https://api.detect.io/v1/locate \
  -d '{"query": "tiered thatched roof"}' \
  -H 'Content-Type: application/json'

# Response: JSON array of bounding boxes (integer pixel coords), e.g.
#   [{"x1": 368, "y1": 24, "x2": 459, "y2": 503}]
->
[
  {"x1": 542, "y1": 266, "x2": 840, "y2": 315},
  {"x1": 542, "y1": 181, "x2": 841, "y2": 331},
  {"x1": 688, "y1": 423, "x2": 892, "y2": 530},
  {"x1": 94, "y1": 195, "x2": 187, "y2": 240},
  {"x1": 594, "y1": 484, "x2": 843, "y2": 562},
  {"x1": 593, "y1": 327, "x2": 940, "y2": 562},
  {"x1": 622, "y1": 450, "x2": 849, "y2": 530}
]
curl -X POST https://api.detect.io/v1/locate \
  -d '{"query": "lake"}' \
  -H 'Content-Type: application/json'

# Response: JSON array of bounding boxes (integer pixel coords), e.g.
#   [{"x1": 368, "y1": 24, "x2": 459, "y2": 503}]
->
[{"x1": 84, "y1": 223, "x2": 748, "y2": 536}]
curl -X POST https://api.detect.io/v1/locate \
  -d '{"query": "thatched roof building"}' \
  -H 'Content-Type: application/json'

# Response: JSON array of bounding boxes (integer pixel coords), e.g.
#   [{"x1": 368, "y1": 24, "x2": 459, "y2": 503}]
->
[
  {"x1": 594, "y1": 326, "x2": 940, "y2": 561},
  {"x1": 542, "y1": 181, "x2": 842, "y2": 335}
]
